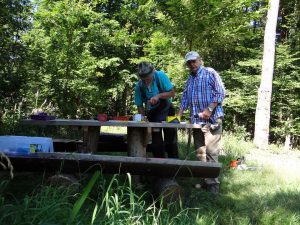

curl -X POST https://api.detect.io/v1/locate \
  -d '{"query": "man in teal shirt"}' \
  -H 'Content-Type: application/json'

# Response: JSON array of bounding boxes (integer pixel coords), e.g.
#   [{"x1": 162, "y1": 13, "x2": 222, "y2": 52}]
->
[{"x1": 134, "y1": 61, "x2": 178, "y2": 158}]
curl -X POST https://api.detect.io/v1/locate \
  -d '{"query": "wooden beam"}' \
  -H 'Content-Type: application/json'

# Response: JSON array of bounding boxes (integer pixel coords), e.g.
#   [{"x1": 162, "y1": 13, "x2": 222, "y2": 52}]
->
[
  {"x1": 22, "y1": 119, "x2": 203, "y2": 129},
  {"x1": 6, "y1": 152, "x2": 222, "y2": 178}
]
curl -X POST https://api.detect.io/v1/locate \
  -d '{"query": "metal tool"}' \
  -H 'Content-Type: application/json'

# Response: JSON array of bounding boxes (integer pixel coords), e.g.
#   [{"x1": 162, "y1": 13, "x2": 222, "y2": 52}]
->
[{"x1": 193, "y1": 114, "x2": 221, "y2": 131}]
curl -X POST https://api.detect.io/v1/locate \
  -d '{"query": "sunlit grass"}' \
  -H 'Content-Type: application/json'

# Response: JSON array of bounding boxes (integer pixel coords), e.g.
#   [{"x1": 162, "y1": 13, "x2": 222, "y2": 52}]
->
[{"x1": 101, "y1": 126, "x2": 127, "y2": 134}]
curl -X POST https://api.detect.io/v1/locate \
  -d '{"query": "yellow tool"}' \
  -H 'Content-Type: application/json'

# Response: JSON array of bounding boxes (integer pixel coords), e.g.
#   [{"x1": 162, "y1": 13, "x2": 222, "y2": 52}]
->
[{"x1": 166, "y1": 116, "x2": 181, "y2": 123}]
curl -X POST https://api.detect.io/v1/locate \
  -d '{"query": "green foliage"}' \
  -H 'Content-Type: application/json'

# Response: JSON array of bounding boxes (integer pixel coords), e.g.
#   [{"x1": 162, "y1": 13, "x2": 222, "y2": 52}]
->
[
  {"x1": 0, "y1": 100, "x2": 27, "y2": 135},
  {"x1": 155, "y1": 0, "x2": 265, "y2": 69},
  {"x1": 221, "y1": 55, "x2": 262, "y2": 133},
  {"x1": 24, "y1": 0, "x2": 122, "y2": 118},
  {"x1": 0, "y1": 0, "x2": 32, "y2": 124},
  {"x1": 270, "y1": 44, "x2": 300, "y2": 141}
]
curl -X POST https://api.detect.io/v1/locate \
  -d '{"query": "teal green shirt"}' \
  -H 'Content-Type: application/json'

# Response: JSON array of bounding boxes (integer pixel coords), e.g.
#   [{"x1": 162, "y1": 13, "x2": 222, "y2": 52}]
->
[{"x1": 134, "y1": 70, "x2": 173, "y2": 108}]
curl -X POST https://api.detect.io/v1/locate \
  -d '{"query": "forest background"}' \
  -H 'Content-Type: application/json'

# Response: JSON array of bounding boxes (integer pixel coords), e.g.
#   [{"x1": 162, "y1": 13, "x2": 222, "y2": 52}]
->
[{"x1": 1, "y1": 0, "x2": 300, "y2": 148}]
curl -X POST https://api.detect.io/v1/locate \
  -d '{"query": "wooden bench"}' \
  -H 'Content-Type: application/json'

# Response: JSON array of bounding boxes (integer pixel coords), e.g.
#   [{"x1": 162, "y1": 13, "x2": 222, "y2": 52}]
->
[{"x1": 7, "y1": 152, "x2": 222, "y2": 178}]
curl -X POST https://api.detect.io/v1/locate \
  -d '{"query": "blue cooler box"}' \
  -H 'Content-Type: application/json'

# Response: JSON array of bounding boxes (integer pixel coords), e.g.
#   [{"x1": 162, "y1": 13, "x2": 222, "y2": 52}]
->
[{"x1": 0, "y1": 136, "x2": 54, "y2": 155}]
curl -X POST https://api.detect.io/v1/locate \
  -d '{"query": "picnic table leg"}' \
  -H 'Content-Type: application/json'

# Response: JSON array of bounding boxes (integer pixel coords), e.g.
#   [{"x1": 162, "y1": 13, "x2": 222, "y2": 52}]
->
[
  {"x1": 82, "y1": 126, "x2": 100, "y2": 153},
  {"x1": 127, "y1": 127, "x2": 148, "y2": 186},
  {"x1": 127, "y1": 127, "x2": 147, "y2": 157}
]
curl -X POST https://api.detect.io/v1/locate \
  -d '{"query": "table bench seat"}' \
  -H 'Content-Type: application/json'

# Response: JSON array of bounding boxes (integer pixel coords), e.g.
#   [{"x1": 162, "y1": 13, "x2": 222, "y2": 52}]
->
[{"x1": 7, "y1": 152, "x2": 222, "y2": 178}]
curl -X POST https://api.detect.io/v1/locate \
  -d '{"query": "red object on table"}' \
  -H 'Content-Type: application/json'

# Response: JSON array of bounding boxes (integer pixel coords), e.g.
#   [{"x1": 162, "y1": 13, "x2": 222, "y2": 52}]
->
[
  {"x1": 112, "y1": 116, "x2": 129, "y2": 121},
  {"x1": 97, "y1": 114, "x2": 108, "y2": 122}
]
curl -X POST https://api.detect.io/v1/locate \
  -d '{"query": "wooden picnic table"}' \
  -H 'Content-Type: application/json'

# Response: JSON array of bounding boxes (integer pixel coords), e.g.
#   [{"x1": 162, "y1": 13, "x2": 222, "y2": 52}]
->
[
  {"x1": 22, "y1": 119, "x2": 203, "y2": 157},
  {"x1": 19, "y1": 119, "x2": 222, "y2": 199}
]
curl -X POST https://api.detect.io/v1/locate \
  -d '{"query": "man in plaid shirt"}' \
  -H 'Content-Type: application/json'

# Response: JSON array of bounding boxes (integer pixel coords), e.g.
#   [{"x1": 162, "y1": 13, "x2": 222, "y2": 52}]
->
[{"x1": 177, "y1": 51, "x2": 225, "y2": 195}]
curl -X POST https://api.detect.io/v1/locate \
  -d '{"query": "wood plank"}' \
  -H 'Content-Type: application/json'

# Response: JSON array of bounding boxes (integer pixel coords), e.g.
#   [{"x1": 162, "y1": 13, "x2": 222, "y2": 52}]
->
[
  {"x1": 6, "y1": 152, "x2": 222, "y2": 178},
  {"x1": 22, "y1": 119, "x2": 202, "y2": 129}
]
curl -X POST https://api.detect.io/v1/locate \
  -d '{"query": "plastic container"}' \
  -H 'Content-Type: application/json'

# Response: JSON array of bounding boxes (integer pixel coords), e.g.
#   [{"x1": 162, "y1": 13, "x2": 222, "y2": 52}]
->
[
  {"x1": 30, "y1": 114, "x2": 56, "y2": 120},
  {"x1": 97, "y1": 114, "x2": 108, "y2": 122},
  {"x1": 0, "y1": 136, "x2": 54, "y2": 155},
  {"x1": 112, "y1": 116, "x2": 130, "y2": 121},
  {"x1": 133, "y1": 114, "x2": 142, "y2": 122}
]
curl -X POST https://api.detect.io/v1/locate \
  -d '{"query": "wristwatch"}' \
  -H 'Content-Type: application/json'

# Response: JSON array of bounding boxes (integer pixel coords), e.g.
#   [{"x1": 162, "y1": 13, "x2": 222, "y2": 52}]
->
[{"x1": 207, "y1": 106, "x2": 214, "y2": 112}]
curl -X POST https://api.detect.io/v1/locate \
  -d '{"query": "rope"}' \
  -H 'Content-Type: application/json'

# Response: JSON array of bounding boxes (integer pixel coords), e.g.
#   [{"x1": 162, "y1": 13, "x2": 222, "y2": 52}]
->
[{"x1": 0, "y1": 152, "x2": 14, "y2": 179}]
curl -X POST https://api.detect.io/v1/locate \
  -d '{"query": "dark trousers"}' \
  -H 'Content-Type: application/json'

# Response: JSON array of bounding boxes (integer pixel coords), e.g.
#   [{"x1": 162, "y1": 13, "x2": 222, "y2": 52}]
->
[
  {"x1": 147, "y1": 103, "x2": 178, "y2": 158},
  {"x1": 150, "y1": 127, "x2": 178, "y2": 158}
]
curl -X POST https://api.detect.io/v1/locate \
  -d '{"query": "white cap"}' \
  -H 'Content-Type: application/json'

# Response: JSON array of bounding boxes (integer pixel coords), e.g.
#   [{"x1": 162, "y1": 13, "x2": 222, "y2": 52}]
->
[{"x1": 185, "y1": 51, "x2": 200, "y2": 63}]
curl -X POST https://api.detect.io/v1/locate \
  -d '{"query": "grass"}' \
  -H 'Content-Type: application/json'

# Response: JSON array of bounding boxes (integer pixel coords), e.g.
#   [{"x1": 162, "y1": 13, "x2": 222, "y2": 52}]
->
[{"x1": 1, "y1": 129, "x2": 300, "y2": 224}]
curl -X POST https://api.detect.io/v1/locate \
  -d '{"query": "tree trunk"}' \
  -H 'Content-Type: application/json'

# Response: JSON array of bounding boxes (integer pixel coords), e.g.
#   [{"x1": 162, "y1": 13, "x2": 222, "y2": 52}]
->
[
  {"x1": 284, "y1": 134, "x2": 291, "y2": 151},
  {"x1": 284, "y1": 116, "x2": 292, "y2": 151},
  {"x1": 254, "y1": 0, "x2": 280, "y2": 149}
]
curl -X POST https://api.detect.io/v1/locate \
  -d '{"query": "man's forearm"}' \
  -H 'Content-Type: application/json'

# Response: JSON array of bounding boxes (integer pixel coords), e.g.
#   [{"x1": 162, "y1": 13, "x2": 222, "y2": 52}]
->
[
  {"x1": 177, "y1": 108, "x2": 184, "y2": 116},
  {"x1": 157, "y1": 89, "x2": 175, "y2": 99}
]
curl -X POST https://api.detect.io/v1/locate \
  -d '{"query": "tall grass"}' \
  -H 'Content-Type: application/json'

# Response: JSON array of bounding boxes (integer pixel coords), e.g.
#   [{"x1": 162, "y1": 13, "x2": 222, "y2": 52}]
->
[
  {"x1": 0, "y1": 183, "x2": 73, "y2": 224},
  {"x1": 0, "y1": 172, "x2": 190, "y2": 225}
]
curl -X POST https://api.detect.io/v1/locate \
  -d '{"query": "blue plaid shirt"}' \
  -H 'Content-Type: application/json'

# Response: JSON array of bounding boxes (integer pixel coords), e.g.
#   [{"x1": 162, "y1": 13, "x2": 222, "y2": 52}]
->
[{"x1": 179, "y1": 66, "x2": 225, "y2": 124}]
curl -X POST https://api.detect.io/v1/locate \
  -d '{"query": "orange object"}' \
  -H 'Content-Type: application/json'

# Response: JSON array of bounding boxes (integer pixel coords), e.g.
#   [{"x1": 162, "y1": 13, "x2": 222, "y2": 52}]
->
[{"x1": 229, "y1": 160, "x2": 238, "y2": 168}]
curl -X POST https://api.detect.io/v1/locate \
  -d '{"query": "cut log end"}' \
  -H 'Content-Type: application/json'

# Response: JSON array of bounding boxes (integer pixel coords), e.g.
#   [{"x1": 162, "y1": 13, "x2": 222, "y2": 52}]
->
[{"x1": 154, "y1": 178, "x2": 184, "y2": 206}]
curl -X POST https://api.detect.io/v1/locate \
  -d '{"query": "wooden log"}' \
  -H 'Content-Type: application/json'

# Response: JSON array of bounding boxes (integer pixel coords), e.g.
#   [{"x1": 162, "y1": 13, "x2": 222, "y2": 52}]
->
[
  {"x1": 153, "y1": 178, "x2": 183, "y2": 206},
  {"x1": 46, "y1": 174, "x2": 79, "y2": 188},
  {"x1": 5, "y1": 152, "x2": 222, "y2": 178}
]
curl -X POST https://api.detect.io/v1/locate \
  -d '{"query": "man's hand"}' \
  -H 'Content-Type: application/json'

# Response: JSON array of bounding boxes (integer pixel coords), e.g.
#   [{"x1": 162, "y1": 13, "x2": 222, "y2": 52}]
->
[
  {"x1": 199, "y1": 103, "x2": 217, "y2": 120},
  {"x1": 200, "y1": 108, "x2": 212, "y2": 120},
  {"x1": 150, "y1": 95, "x2": 160, "y2": 105}
]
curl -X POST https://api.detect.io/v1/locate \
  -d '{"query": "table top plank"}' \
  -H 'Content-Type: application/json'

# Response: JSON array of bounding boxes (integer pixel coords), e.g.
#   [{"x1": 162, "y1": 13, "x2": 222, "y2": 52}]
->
[{"x1": 22, "y1": 119, "x2": 202, "y2": 129}]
